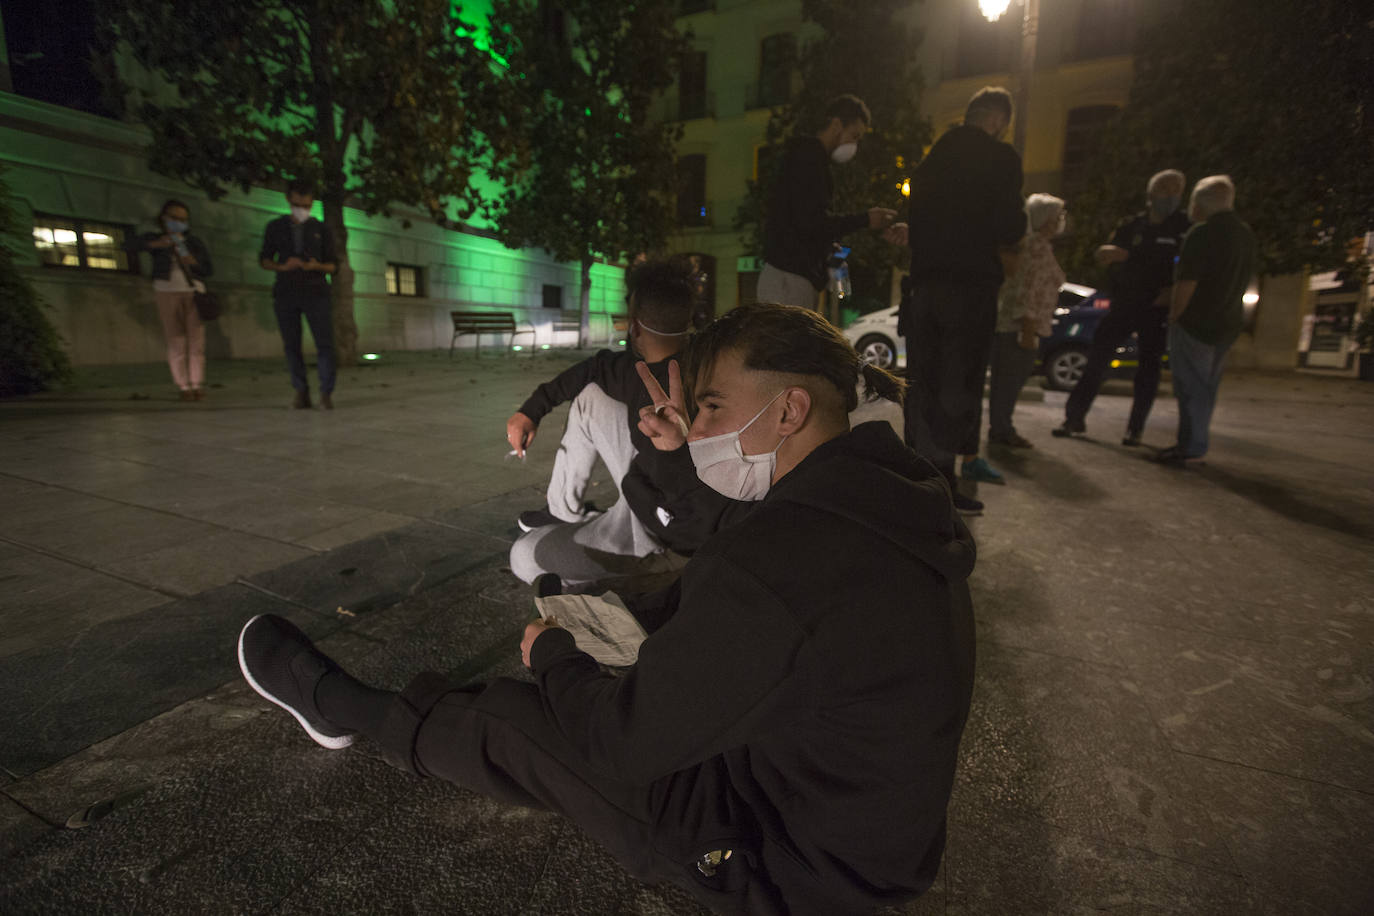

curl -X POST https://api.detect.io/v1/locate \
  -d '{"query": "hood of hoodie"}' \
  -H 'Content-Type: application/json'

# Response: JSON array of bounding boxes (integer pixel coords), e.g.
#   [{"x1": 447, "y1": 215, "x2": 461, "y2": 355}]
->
[{"x1": 766, "y1": 421, "x2": 976, "y2": 585}]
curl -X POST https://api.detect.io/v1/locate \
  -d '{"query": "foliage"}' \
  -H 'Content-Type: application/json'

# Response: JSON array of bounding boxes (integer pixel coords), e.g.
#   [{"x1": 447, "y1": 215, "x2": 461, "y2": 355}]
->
[
  {"x1": 1061, "y1": 0, "x2": 1374, "y2": 281},
  {"x1": 484, "y1": 0, "x2": 686, "y2": 345},
  {"x1": 732, "y1": 0, "x2": 932, "y2": 303},
  {"x1": 0, "y1": 166, "x2": 72, "y2": 397},
  {"x1": 98, "y1": 0, "x2": 519, "y2": 364}
]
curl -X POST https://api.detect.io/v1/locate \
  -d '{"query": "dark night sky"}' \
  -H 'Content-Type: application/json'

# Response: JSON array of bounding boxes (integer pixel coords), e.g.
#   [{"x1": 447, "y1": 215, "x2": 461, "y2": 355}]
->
[{"x1": 3, "y1": 0, "x2": 113, "y2": 117}]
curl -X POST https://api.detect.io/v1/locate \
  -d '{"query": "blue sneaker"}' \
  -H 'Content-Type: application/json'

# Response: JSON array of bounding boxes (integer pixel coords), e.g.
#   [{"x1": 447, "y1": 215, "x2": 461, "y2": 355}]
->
[{"x1": 961, "y1": 456, "x2": 1006, "y2": 485}]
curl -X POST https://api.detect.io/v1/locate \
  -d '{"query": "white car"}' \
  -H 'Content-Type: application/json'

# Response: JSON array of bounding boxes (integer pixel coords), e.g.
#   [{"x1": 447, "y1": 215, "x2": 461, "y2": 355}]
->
[{"x1": 842, "y1": 282, "x2": 1099, "y2": 371}]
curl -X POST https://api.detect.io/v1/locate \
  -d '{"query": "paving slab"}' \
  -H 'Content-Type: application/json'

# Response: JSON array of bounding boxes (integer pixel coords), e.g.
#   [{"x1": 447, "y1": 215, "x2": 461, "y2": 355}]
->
[{"x1": 1, "y1": 355, "x2": 1371, "y2": 914}]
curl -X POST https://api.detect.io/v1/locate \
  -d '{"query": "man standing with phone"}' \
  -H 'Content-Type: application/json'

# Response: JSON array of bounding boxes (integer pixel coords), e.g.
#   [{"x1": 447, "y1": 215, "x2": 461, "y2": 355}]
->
[
  {"x1": 759, "y1": 94, "x2": 896, "y2": 309},
  {"x1": 259, "y1": 179, "x2": 338, "y2": 409}
]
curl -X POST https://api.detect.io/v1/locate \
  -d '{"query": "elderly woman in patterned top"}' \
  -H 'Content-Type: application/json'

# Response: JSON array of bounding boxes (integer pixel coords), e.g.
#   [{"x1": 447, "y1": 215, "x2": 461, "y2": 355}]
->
[{"x1": 987, "y1": 194, "x2": 1066, "y2": 448}]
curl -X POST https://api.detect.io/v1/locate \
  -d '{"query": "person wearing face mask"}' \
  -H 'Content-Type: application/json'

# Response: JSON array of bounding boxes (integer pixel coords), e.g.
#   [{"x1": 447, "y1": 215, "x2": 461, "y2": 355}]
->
[
  {"x1": 1053, "y1": 169, "x2": 1191, "y2": 445},
  {"x1": 236, "y1": 303, "x2": 974, "y2": 915},
  {"x1": 988, "y1": 194, "x2": 1067, "y2": 449},
  {"x1": 506, "y1": 260, "x2": 752, "y2": 590},
  {"x1": 124, "y1": 200, "x2": 215, "y2": 401},
  {"x1": 887, "y1": 86, "x2": 1027, "y2": 517},
  {"x1": 259, "y1": 178, "x2": 338, "y2": 409},
  {"x1": 757, "y1": 94, "x2": 896, "y2": 309}
]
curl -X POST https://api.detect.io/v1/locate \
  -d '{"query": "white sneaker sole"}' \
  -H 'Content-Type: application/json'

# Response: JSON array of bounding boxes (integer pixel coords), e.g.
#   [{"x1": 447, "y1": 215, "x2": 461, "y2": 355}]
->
[{"x1": 237, "y1": 615, "x2": 355, "y2": 750}]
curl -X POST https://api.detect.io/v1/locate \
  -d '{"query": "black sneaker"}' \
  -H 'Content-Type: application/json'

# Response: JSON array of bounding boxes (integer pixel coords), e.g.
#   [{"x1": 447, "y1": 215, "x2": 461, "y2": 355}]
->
[
  {"x1": 952, "y1": 492, "x2": 984, "y2": 516},
  {"x1": 1051, "y1": 419, "x2": 1086, "y2": 438},
  {"x1": 517, "y1": 507, "x2": 562, "y2": 533},
  {"x1": 535, "y1": 573, "x2": 563, "y2": 598},
  {"x1": 237, "y1": 614, "x2": 355, "y2": 750}
]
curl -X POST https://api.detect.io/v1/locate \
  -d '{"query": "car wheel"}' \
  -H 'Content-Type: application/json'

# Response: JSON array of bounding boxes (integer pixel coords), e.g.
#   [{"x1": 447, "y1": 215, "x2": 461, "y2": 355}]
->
[
  {"x1": 1043, "y1": 347, "x2": 1088, "y2": 391},
  {"x1": 856, "y1": 334, "x2": 897, "y2": 370}
]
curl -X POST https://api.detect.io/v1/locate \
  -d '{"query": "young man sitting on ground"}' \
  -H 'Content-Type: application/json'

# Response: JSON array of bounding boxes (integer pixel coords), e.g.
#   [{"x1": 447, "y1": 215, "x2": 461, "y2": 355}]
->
[
  {"x1": 238, "y1": 303, "x2": 977, "y2": 915},
  {"x1": 505, "y1": 260, "x2": 747, "y2": 590}
]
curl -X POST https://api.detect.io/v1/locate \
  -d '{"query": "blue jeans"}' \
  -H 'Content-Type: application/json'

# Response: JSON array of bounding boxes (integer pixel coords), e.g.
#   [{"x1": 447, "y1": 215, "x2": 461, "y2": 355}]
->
[
  {"x1": 1168, "y1": 323, "x2": 1230, "y2": 458},
  {"x1": 273, "y1": 292, "x2": 336, "y2": 394}
]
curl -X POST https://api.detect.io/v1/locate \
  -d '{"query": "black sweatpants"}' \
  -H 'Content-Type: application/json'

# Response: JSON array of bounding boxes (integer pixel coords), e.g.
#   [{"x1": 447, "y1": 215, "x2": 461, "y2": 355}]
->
[
  {"x1": 902, "y1": 278, "x2": 1000, "y2": 483},
  {"x1": 1064, "y1": 301, "x2": 1168, "y2": 435},
  {"x1": 374, "y1": 672, "x2": 807, "y2": 915}
]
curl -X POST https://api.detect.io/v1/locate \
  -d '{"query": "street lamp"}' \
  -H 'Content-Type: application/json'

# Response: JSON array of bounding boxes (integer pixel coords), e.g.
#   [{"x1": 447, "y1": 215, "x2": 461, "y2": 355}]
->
[{"x1": 979, "y1": 0, "x2": 1039, "y2": 159}]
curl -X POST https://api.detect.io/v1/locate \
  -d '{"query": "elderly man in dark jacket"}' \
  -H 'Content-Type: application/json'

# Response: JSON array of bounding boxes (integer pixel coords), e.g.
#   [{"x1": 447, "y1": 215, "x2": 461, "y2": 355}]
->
[{"x1": 237, "y1": 304, "x2": 976, "y2": 915}]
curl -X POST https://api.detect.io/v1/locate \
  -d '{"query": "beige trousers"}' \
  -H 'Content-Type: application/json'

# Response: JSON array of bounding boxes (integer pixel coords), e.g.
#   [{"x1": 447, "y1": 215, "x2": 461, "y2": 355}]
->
[{"x1": 155, "y1": 291, "x2": 205, "y2": 390}]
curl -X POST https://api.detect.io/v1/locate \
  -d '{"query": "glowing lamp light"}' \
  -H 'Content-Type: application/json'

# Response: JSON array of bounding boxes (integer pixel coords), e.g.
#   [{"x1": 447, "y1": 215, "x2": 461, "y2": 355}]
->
[
  {"x1": 540, "y1": 344, "x2": 552, "y2": 350},
  {"x1": 901, "y1": 178, "x2": 911, "y2": 198},
  {"x1": 978, "y1": 0, "x2": 1012, "y2": 21},
  {"x1": 1110, "y1": 359, "x2": 1122, "y2": 369},
  {"x1": 1243, "y1": 292, "x2": 1259, "y2": 305},
  {"x1": 512, "y1": 345, "x2": 524, "y2": 351},
  {"x1": 362, "y1": 353, "x2": 380, "y2": 361}
]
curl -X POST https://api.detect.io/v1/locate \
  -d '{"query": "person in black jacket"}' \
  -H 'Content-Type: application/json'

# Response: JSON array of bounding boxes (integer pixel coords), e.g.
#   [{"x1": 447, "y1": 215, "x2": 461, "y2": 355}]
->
[
  {"x1": 124, "y1": 200, "x2": 214, "y2": 401},
  {"x1": 237, "y1": 303, "x2": 976, "y2": 915},
  {"x1": 1053, "y1": 169, "x2": 1190, "y2": 445},
  {"x1": 259, "y1": 179, "x2": 338, "y2": 409},
  {"x1": 759, "y1": 94, "x2": 896, "y2": 308},
  {"x1": 889, "y1": 86, "x2": 1027, "y2": 516},
  {"x1": 506, "y1": 261, "x2": 749, "y2": 589}
]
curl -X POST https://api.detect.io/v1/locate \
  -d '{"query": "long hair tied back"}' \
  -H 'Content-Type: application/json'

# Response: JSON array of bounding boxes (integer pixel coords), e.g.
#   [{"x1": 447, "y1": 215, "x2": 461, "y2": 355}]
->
[{"x1": 685, "y1": 303, "x2": 905, "y2": 411}]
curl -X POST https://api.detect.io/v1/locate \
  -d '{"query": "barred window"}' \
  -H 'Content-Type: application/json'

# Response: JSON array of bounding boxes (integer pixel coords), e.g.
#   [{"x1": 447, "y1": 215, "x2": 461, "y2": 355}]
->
[
  {"x1": 385, "y1": 263, "x2": 424, "y2": 297},
  {"x1": 32, "y1": 214, "x2": 134, "y2": 271}
]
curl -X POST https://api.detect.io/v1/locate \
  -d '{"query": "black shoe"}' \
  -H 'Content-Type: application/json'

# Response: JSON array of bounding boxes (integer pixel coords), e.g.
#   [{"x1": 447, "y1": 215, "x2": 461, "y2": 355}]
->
[
  {"x1": 1122, "y1": 430, "x2": 1142, "y2": 447},
  {"x1": 517, "y1": 507, "x2": 562, "y2": 533},
  {"x1": 535, "y1": 573, "x2": 563, "y2": 598},
  {"x1": 952, "y1": 492, "x2": 984, "y2": 516},
  {"x1": 237, "y1": 614, "x2": 355, "y2": 750},
  {"x1": 1051, "y1": 419, "x2": 1086, "y2": 438},
  {"x1": 292, "y1": 389, "x2": 312, "y2": 409},
  {"x1": 1152, "y1": 445, "x2": 1201, "y2": 468},
  {"x1": 320, "y1": 392, "x2": 333, "y2": 410},
  {"x1": 989, "y1": 432, "x2": 1034, "y2": 449}
]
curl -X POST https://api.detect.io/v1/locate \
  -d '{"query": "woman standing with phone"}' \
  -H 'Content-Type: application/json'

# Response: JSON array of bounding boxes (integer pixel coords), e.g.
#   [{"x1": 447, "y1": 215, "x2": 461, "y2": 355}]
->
[{"x1": 125, "y1": 200, "x2": 214, "y2": 400}]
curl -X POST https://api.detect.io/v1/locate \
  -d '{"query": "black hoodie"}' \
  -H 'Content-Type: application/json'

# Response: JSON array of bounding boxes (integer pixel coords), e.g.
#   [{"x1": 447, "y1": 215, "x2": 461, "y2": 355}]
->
[{"x1": 531, "y1": 421, "x2": 977, "y2": 914}]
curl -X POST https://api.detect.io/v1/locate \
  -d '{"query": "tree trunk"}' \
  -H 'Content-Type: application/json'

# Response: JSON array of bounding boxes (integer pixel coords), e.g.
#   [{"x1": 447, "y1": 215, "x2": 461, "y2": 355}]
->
[
  {"x1": 323, "y1": 196, "x2": 358, "y2": 367},
  {"x1": 579, "y1": 256, "x2": 593, "y2": 349}
]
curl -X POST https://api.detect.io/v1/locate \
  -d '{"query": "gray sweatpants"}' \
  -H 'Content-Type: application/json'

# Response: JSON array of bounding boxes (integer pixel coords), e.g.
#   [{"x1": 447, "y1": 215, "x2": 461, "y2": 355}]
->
[{"x1": 509, "y1": 384, "x2": 684, "y2": 588}]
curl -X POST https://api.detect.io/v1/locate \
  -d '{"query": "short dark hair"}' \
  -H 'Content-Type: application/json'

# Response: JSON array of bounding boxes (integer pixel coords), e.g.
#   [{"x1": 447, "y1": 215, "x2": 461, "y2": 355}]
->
[
  {"x1": 159, "y1": 199, "x2": 190, "y2": 219},
  {"x1": 685, "y1": 303, "x2": 904, "y2": 413},
  {"x1": 626, "y1": 259, "x2": 695, "y2": 333},
  {"x1": 823, "y1": 94, "x2": 871, "y2": 128},
  {"x1": 286, "y1": 178, "x2": 315, "y2": 198},
  {"x1": 965, "y1": 86, "x2": 1013, "y2": 123}
]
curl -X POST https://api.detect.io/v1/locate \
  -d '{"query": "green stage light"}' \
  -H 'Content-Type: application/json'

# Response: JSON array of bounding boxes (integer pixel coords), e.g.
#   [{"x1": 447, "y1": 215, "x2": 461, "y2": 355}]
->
[{"x1": 362, "y1": 353, "x2": 380, "y2": 360}]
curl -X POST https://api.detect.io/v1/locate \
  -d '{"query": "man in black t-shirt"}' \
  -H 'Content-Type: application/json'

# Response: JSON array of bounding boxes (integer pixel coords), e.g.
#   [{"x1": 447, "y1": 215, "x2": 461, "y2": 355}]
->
[
  {"x1": 1054, "y1": 170, "x2": 1190, "y2": 445},
  {"x1": 259, "y1": 179, "x2": 338, "y2": 410}
]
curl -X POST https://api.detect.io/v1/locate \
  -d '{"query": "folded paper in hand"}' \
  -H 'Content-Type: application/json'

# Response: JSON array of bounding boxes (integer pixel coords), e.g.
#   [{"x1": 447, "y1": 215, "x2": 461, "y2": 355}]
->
[{"x1": 534, "y1": 592, "x2": 648, "y2": 667}]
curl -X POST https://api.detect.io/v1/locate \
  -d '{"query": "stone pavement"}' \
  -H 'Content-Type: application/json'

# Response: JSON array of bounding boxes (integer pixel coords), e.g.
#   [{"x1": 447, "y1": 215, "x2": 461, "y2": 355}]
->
[{"x1": 0, "y1": 351, "x2": 1371, "y2": 915}]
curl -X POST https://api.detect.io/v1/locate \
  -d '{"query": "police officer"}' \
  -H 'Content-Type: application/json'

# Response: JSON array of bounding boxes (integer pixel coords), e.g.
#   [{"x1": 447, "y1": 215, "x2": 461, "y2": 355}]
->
[{"x1": 1053, "y1": 169, "x2": 1190, "y2": 445}]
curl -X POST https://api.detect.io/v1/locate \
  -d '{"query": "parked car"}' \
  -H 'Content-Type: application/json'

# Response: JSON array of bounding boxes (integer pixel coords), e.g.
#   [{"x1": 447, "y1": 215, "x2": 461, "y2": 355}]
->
[{"x1": 841, "y1": 282, "x2": 1161, "y2": 391}]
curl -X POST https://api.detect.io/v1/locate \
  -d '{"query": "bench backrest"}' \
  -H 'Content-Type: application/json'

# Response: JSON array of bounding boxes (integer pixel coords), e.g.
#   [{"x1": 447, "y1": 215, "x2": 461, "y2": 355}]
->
[{"x1": 451, "y1": 311, "x2": 516, "y2": 332}]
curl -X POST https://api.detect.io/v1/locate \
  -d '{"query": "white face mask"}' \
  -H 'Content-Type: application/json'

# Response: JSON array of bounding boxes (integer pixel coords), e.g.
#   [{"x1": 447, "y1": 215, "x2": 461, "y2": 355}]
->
[
  {"x1": 830, "y1": 141, "x2": 858, "y2": 164},
  {"x1": 290, "y1": 205, "x2": 311, "y2": 223},
  {"x1": 688, "y1": 389, "x2": 788, "y2": 501}
]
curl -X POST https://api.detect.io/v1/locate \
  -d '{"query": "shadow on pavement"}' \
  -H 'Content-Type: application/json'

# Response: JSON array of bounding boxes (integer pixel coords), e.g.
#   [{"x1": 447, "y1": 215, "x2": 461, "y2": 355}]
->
[{"x1": 1195, "y1": 465, "x2": 1374, "y2": 543}]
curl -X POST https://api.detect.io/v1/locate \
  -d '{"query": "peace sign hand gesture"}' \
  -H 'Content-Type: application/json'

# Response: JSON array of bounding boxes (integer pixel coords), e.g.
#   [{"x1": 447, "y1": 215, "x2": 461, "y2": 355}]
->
[{"x1": 636, "y1": 360, "x2": 690, "y2": 451}]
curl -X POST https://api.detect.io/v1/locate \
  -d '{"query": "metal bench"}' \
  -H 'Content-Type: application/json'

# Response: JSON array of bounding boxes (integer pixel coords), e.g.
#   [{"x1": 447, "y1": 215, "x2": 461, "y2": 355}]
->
[
  {"x1": 548, "y1": 311, "x2": 629, "y2": 348},
  {"x1": 448, "y1": 310, "x2": 535, "y2": 358}
]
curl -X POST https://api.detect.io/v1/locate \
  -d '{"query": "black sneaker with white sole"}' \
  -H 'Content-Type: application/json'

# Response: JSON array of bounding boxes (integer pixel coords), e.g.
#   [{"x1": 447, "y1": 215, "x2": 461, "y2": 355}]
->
[
  {"x1": 516, "y1": 507, "x2": 562, "y2": 533},
  {"x1": 952, "y1": 492, "x2": 984, "y2": 516},
  {"x1": 237, "y1": 614, "x2": 355, "y2": 750}
]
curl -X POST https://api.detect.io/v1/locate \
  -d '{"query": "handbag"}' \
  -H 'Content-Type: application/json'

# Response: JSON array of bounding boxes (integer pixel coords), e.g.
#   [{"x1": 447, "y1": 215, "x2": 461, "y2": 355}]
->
[{"x1": 170, "y1": 239, "x2": 221, "y2": 321}]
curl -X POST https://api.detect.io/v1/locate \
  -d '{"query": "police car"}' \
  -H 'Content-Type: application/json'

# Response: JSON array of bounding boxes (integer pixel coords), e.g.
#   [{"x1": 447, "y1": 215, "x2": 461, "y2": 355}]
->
[{"x1": 843, "y1": 282, "x2": 1156, "y2": 391}]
